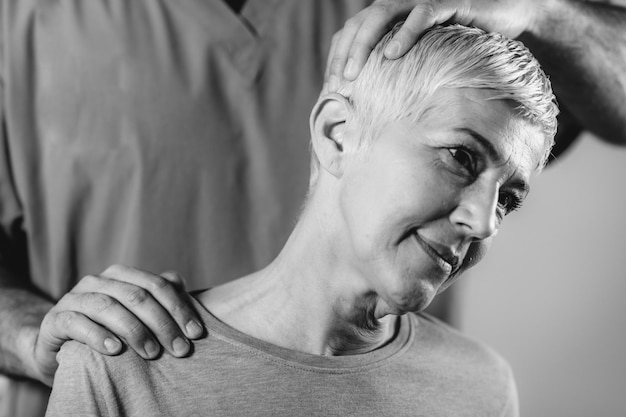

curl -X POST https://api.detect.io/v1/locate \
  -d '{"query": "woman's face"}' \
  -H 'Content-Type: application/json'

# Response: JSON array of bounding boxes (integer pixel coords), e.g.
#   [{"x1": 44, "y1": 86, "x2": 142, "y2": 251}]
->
[{"x1": 337, "y1": 87, "x2": 546, "y2": 314}]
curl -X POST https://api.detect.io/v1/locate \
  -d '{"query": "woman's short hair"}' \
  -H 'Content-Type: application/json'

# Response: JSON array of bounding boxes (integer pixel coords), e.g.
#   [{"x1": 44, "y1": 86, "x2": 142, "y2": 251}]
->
[{"x1": 337, "y1": 23, "x2": 559, "y2": 170}]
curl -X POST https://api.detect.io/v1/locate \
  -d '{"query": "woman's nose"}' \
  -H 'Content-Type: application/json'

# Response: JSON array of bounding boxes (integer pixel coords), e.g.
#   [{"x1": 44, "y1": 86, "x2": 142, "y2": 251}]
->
[{"x1": 449, "y1": 183, "x2": 499, "y2": 241}]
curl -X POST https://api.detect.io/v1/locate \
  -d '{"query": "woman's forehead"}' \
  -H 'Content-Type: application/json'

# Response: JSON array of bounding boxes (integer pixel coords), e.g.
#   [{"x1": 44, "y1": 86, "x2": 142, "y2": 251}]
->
[{"x1": 416, "y1": 88, "x2": 548, "y2": 170}]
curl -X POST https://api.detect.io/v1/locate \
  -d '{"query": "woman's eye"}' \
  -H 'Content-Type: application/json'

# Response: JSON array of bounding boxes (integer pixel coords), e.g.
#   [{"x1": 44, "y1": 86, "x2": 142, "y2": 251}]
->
[
  {"x1": 448, "y1": 148, "x2": 476, "y2": 175},
  {"x1": 498, "y1": 192, "x2": 522, "y2": 215}
]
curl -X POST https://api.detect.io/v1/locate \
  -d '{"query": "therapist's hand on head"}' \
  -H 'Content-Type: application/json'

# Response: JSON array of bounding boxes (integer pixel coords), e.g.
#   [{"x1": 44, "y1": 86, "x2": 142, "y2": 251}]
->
[
  {"x1": 326, "y1": 0, "x2": 539, "y2": 89},
  {"x1": 34, "y1": 265, "x2": 203, "y2": 385}
]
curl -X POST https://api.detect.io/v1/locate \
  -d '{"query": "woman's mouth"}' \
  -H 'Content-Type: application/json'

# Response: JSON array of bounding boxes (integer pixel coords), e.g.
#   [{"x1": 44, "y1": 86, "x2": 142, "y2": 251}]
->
[{"x1": 412, "y1": 232, "x2": 460, "y2": 276}]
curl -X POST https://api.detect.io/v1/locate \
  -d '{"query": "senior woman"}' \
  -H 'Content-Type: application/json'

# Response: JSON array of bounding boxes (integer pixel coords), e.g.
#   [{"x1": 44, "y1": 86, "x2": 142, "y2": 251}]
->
[{"x1": 46, "y1": 24, "x2": 557, "y2": 417}]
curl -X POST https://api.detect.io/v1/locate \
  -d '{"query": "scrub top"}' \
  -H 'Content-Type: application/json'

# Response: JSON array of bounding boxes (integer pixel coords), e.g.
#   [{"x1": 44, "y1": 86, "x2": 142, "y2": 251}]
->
[{"x1": 0, "y1": 0, "x2": 370, "y2": 415}]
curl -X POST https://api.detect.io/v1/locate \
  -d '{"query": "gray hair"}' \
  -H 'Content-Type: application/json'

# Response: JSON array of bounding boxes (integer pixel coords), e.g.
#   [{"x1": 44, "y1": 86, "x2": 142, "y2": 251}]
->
[{"x1": 337, "y1": 23, "x2": 559, "y2": 170}]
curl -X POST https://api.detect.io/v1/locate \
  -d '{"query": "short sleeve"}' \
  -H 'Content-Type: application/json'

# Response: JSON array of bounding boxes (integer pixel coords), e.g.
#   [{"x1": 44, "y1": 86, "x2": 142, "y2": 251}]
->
[{"x1": 45, "y1": 342, "x2": 113, "y2": 417}]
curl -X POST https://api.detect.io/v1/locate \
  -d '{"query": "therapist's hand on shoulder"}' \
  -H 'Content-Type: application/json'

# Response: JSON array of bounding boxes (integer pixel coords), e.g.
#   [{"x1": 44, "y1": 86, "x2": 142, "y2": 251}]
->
[
  {"x1": 34, "y1": 264, "x2": 204, "y2": 385},
  {"x1": 326, "y1": 0, "x2": 540, "y2": 88}
]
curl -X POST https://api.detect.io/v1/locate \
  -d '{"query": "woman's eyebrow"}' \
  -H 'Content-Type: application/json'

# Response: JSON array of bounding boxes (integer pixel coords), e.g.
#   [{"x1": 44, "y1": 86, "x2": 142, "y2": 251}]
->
[{"x1": 453, "y1": 127, "x2": 501, "y2": 162}]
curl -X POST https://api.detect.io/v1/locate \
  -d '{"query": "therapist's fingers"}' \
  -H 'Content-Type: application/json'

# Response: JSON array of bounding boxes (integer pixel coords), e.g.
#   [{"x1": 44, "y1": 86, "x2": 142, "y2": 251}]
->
[
  {"x1": 328, "y1": 0, "x2": 475, "y2": 82},
  {"x1": 324, "y1": 30, "x2": 343, "y2": 93},
  {"x1": 382, "y1": 3, "x2": 461, "y2": 59},
  {"x1": 341, "y1": 3, "x2": 409, "y2": 80},
  {"x1": 99, "y1": 265, "x2": 204, "y2": 341},
  {"x1": 328, "y1": 2, "x2": 407, "y2": 84},
  {"x1": 159, "y1": 270, "x2": 205, "y2": 338},
  {"x1": 35, "y1": 307, "x2": 125, "y2": 386},
  {"x1": 381, "y1": 0, "x2": 537, "y2": 58},
  {"x1": 326, "y1": 16, "x2": 362, "y2": 91},
  {"x1": 329, "y1": 0, "x2": 539, "y2": 83}
]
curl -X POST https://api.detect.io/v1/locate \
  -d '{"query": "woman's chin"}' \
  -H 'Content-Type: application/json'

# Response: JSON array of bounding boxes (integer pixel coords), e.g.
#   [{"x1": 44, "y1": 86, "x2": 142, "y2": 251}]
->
[{"x1": 381, "y1": 285, "x2": 439, "y2": 315}]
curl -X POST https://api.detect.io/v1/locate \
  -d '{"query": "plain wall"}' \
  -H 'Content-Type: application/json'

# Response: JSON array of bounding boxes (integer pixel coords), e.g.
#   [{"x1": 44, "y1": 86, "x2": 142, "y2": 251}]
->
[{"x1": 459, "y1": 133, "x2": 626, "y2": 416}]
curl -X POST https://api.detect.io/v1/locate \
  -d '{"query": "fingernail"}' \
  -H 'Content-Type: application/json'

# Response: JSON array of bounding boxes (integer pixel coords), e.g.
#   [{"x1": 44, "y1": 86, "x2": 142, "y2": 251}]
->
[
  {"x1": 144, "y1": 339, "x2": 160, "y2": 358},
  {"x1": 185, "y1": 320, "x2": 203, "y2": 338},
  {"x1": 344, "y1": 58, "x2": 356, "y2": 79},
  {"x1": 328, "y1": 75, "x2": 339, "y2": 92},
  {"x1": 385, "y1": 40, "x2": 400, "y2": 57},
  {"x1": 104, "y1": 338, "x2": 121, "y2": 353},
  {"x1": 172, "y1": 337, "x2": 190, "y2": 356}
]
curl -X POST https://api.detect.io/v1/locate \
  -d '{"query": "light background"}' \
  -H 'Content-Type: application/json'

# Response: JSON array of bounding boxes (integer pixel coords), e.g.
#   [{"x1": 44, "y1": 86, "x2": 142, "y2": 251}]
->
[{"x1": 459, "y1": 132, "x2": 626, "y2": 416}]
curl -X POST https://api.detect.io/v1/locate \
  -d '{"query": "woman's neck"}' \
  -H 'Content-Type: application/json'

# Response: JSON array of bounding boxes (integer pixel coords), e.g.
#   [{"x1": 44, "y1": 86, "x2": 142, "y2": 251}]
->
[{"x1": 197, "y1": 211, "x2": 399, "y2": 356}]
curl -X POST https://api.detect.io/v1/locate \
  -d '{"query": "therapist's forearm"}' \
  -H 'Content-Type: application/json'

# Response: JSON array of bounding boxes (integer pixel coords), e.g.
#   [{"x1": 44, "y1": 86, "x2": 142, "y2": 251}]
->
[
  {"x1": 521, "y1": 0, "x2": 626, "y2": 144},
  {"x1": 0, "y1": 275, "x2": 53, "y2": 382}
]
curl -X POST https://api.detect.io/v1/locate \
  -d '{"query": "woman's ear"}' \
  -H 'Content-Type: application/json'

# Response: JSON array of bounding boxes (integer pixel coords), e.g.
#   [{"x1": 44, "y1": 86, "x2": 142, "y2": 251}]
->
[{"x1": 309, "y1": 93, "x2": 351, "y2": 178}]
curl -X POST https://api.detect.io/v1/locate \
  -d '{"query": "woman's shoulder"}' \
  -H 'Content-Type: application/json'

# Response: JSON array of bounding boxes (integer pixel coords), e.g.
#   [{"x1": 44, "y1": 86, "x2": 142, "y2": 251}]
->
[
  {"x1": 401, "y1": 312, "x2": 518, "y2": 416},
  {"x1": 407, "y1": 312, "x2": 514, "y2": 377}
]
